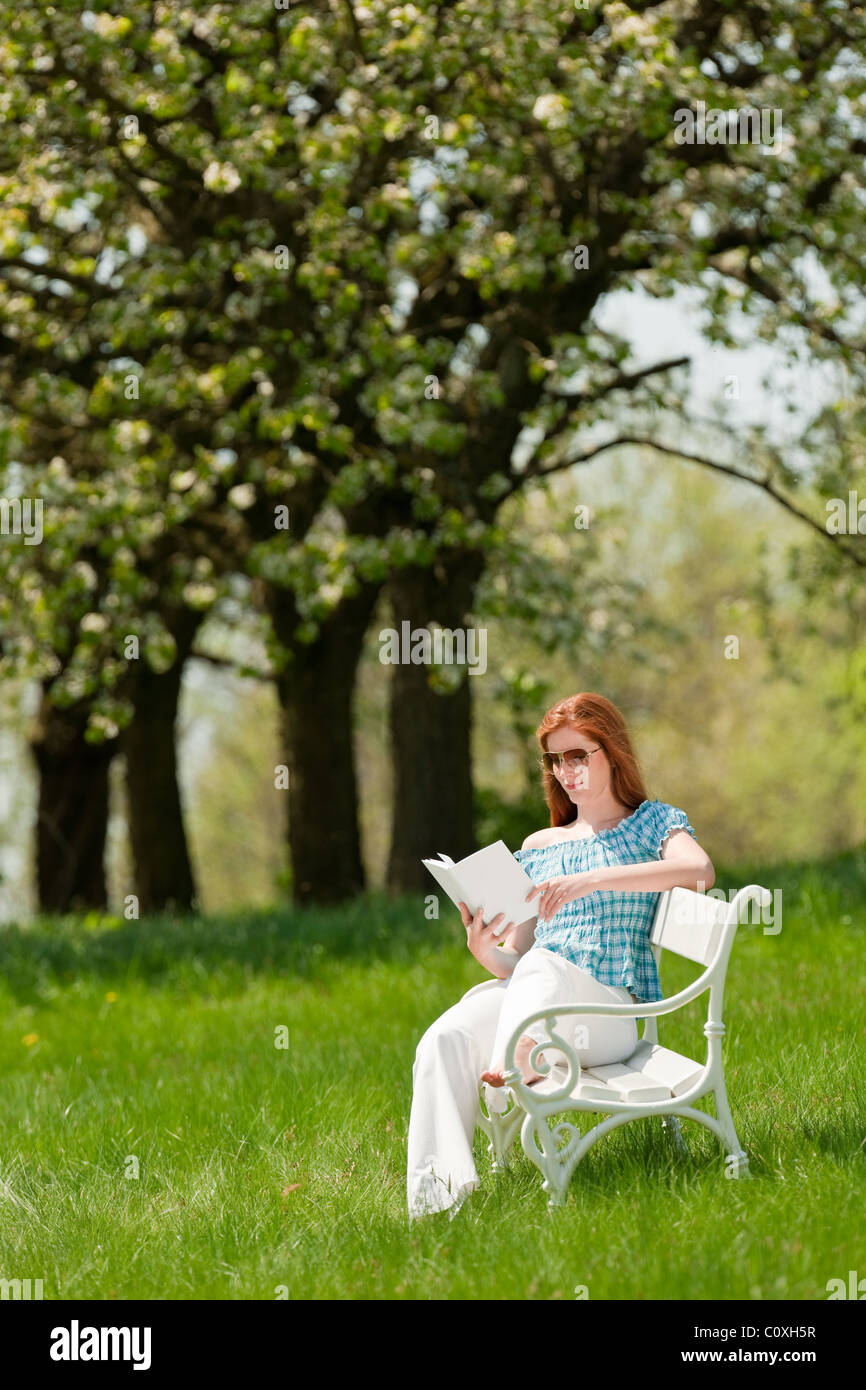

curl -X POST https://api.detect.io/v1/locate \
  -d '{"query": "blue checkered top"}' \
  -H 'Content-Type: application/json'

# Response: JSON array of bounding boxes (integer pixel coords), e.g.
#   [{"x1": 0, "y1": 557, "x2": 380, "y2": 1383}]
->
[{"x1": 513, "y1": 799, "x2": 696, "y2": 1003}]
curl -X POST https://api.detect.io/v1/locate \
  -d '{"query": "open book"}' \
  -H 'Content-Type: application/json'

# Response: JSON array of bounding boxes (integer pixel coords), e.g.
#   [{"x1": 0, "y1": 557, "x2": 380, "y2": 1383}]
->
[{"x1": 422, "y1": 840, "x2": 538, "y2": 935}]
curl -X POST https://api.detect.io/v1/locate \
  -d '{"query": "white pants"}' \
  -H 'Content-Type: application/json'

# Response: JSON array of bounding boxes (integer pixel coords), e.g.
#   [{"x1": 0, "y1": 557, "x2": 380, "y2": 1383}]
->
[{"x1": 406, "y1": 947, "x2": 638, "y2": 1219}]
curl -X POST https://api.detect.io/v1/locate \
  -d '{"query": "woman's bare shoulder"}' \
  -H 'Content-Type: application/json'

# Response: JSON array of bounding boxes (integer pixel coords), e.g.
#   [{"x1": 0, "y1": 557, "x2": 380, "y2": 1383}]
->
[{"x1": 520, "y1": 828, "x2": 563, "y2": 850}]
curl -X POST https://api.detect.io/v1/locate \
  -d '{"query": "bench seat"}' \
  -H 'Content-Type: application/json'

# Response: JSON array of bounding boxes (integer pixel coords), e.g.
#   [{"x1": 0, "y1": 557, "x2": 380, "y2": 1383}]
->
[{"x1": 531, "y1": 1041, "x2": 705, "y2": 1104}]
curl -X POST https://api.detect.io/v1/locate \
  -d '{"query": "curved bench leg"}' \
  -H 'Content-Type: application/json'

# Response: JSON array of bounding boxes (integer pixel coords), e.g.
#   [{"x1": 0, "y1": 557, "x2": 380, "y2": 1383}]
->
[
  {"x1": 661, "y1": 1113, "x2": 689, "y2": 1157},
  {"x1": 520, "y1": 1110, "x2": 579, "y2": 1206},
  {"x1": 479, "y1": 1101, "x2": 522, "y2": 1174},
  {"x1": 490, "y1": 1114, "x2": 522, "y2": 1174},
  {"x1": 544, "y1": 1179, "x2": 568, "y2": 1209},
  {"x1": 713, "y1": 1082, "x2": 750, "y2": 1177}
]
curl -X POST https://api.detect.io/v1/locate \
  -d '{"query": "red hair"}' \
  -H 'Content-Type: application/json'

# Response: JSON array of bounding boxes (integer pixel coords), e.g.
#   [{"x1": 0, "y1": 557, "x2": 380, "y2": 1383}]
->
[{"x1": 536, "y1": 692, "x2": 650, "y2": 827}]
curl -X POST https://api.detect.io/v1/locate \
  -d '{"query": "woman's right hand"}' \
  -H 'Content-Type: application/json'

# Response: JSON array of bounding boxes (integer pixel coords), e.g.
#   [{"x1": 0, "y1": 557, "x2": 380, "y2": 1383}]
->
[{"x1": 458, "y1": 901, "x2": 512, "y2": 968}]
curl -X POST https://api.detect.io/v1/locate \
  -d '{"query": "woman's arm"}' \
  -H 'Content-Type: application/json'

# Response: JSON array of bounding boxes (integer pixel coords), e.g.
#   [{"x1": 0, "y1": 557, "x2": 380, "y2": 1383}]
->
[
  {"x1": 587, "y1": 829, "x2": 714, "y2": 893},
  {"x1": 528, "y1": 829, "x2": 714, "y2": 922},
  {"x1": 495, "y1": 914, "x2": 538, "y2": 968},
  {"x1": 458, "y1": 831, "x2": 541, "y2": 977},
  {"x1": 458, "y1": 904, "x2": 537, "y2": 979}
]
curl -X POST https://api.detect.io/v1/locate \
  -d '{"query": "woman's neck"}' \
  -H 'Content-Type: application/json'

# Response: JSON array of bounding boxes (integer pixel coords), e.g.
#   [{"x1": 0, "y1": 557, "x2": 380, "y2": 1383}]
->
[{"x1": 570, "y1": 797, "x2": 632, "y2": 832}]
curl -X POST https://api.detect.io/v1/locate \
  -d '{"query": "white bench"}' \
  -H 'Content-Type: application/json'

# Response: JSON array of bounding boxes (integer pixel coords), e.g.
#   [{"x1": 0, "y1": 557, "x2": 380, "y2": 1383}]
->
[{"x1": 476, "y1": 883, "x2": 770, "y2": 1206}]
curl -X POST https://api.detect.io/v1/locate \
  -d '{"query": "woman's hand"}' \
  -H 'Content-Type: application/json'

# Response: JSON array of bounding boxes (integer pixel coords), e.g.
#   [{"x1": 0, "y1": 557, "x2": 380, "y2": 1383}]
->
[
  {"x1": 457, "y1": 902, "x2": 514, "y2": 971},
  {"x1": 526, "y1": 872, "x2": 596, "y2": 923}
]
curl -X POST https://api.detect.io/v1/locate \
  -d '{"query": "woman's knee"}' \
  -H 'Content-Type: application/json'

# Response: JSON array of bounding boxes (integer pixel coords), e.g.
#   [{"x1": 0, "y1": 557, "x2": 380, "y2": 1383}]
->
[
  {"x1": 414, "y1": 1009, "x2": 484, "y2": 1070},
  {"x1": 577, "y1": 1019, "x2": 638, "y2": 1068},
  {"x1": 511, "y1": 947, "x2": 559, "y2": 981},
  {"x1": 415, "y1": 984, "x2": 504, "y2": 1055}
]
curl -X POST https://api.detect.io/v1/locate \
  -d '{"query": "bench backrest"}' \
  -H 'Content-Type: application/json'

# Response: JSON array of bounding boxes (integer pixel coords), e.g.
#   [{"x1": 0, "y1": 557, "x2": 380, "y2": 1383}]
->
[{"x1": 650, "y1": 886, "x2": 732, "y2": 967}]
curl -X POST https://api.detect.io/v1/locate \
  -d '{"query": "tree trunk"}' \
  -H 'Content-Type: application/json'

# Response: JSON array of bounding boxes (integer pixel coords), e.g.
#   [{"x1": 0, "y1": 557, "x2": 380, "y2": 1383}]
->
[
  {"x1": 386, "y1": 549, "x2": 485, "y2": 894},
  {"x1": 31, "y1": 691, "x2": 115, "y2": 912},
  {"x1": 122, "y1": 612, "x2": 201, "y2": 914},
  {"x1": 270, "y1": 581, "x2": 382, "y2": 905}
]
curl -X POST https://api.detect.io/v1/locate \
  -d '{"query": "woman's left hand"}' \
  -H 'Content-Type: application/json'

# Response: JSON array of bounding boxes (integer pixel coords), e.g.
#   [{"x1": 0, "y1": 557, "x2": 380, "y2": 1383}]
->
[{"x1": 527, "y1": 873, "x2": 596, "y2": 922}]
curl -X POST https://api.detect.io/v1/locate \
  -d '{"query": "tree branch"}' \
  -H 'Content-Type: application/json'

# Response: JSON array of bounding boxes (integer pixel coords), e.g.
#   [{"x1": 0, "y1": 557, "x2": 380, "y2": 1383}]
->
[
  {"x1": 546, "y1": 354, "x2": 690, "y2": 402},
  {"x1": 189, "y1": 649, "x2": 275, "y2": 682},
  {"x1": 520, "y1": 432, "x2": 865, "y2": 568}
]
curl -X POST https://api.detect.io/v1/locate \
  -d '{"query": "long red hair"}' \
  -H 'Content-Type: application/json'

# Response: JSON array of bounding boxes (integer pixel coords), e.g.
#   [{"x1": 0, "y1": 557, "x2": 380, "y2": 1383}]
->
[{"x1": 536, "y1": 692, "x2": 650, "y2": 827}]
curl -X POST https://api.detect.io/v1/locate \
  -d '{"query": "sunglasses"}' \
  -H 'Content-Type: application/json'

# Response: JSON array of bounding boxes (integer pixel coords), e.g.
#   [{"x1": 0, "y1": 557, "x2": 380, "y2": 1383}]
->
[{"x1": 539, "y1": 746, "x2": 603, "y2": 775}]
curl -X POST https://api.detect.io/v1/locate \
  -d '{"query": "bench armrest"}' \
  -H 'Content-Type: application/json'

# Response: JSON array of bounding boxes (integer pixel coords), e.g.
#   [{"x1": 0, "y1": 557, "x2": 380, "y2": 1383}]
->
[
  {"x1": 500, "y1": 884, "x2": 769, "y2": 1084},
  {"x1": 500, "y1": 964, "x2": 717, "y2": 1080}
]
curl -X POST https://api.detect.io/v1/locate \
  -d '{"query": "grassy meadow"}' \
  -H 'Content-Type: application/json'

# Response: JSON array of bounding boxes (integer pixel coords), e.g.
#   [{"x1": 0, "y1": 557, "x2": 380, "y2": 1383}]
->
[{"x1": 0, "y1": 851, "x2": 864, "y2": 1301}]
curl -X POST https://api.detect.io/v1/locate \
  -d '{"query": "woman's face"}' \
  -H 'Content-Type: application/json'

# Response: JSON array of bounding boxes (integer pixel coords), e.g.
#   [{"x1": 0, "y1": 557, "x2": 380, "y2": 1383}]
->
[{"x1": 545, "y1": 724, "x2": 611, "y2": 803}]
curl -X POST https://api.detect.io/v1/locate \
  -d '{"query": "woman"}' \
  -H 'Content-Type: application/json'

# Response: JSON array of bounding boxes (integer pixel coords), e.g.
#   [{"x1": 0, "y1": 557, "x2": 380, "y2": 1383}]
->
[{"x1": 406, "y1": 691, "x2": 714, "y2": 1220}]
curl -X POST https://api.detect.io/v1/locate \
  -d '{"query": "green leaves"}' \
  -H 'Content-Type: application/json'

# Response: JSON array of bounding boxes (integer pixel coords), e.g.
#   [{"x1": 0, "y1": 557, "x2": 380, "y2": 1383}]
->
[{"x1": 1, "y1": 0, "x2": 864, "y2": 740}]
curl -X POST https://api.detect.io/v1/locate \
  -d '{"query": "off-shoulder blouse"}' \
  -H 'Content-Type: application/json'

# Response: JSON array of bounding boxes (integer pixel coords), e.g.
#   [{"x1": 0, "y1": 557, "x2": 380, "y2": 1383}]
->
[{"x1": 513, "y1": 799, "x2": 696, "y2": 1003}]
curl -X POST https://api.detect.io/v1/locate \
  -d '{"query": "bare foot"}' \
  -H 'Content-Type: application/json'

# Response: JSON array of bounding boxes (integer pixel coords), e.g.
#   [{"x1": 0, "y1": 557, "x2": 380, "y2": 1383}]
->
[
  {"x1": 481, "y1": 1034, "x2": 546, "y2": 1088},
  {"x1": 480, "y1": 1066, "x2": 508, "y2": 1088},
  {"x1": 481, "y1": 1065, "x2": 545, "y2": 1088}
]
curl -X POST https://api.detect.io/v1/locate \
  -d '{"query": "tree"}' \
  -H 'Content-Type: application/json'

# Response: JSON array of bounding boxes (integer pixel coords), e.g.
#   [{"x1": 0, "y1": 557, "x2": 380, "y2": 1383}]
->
[
  {"x1": 311, "y1": 0, "x2": 866, "y2": 887},
  {"x1": 3, "y1": 0, "x2": 865, "y2": 907}
]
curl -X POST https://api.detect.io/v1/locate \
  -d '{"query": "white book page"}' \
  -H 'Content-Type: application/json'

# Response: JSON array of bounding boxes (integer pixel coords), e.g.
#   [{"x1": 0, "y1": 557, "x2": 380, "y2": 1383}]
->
[
  {"x1": 421, "y1": 858, "x2": 460, "y2": 905},
  {"x1": 423, "y1": 840, "x2": 537, "y2": 933}
]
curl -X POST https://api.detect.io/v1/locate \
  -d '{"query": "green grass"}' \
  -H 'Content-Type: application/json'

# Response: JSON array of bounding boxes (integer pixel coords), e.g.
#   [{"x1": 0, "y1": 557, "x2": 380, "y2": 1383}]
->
[{"x1": 0, "y1": 851, "x2": 864, "y2": 1300}]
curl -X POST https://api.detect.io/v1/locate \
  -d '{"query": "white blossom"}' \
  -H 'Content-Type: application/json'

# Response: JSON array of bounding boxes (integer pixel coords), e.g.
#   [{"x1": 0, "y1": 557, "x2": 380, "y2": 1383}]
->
[
  {"x1": 203, "y1": 161, "x2": 241, "y2": 193},
  {"x1": 532, "y1": 93, "x2": 569, "y2": 129},
  {"x1": 80, "y1": 612, "x2": 108, "y2": 633},
  {"x1": 228, "y1": 484, "x2": 256, "y2": 510}
]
